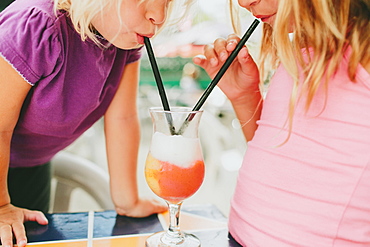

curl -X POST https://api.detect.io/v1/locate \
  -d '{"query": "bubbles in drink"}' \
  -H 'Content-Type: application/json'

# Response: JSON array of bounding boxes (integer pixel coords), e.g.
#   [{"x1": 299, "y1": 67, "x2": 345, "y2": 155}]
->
[{"x1": 150, "y1": 132, "x2": 202, "y2": 167}]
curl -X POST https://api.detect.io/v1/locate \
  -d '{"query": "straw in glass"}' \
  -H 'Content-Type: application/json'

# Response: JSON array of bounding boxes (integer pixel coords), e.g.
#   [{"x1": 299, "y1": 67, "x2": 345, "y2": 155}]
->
[{"x1": 144, "y1": 37, "x2": 176, "y2": 135}]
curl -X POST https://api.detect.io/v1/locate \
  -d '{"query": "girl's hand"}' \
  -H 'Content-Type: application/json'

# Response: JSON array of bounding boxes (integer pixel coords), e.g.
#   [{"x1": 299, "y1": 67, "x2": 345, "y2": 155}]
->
[
  {"x1": 0, "y1": 204, "x2": 48, "y2": 247},
  {"x1": 115, "y1": 198, "x2": 167, "y2": 218},
  {"x1": 193, "y1": 34, "x2": 260, "y2": 102}
]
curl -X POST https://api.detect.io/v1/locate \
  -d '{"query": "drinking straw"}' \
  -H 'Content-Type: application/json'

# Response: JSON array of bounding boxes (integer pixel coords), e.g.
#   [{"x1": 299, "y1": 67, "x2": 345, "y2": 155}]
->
[
  {"x1": 144, "y1": 37, "x2": 176, "y2": 135},
  {"x1": 177, "y1": 19, "x2": 260, "y2": 135}
]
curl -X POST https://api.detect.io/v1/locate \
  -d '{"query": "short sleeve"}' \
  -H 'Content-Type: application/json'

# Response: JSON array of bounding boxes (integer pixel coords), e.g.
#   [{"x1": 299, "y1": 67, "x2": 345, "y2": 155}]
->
[
  {"x1": 126, "y1": 47, "x2": 143, "y2": 64},
  {"x1": 0, "y1": 5, "x2": 61, "y2": 86}
]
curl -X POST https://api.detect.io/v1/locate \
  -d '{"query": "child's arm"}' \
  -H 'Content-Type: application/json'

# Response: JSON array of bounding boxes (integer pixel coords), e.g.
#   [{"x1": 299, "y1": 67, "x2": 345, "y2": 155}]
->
[
  {"x1": 193, "y1": 34, "x2": 262, "y2": 141},
  {"x1": 0, "y1": 56, "x2": 48, "y2": 247},
  {"x1": 104, "y1": 60, "x2": 166, "y2": 217}
]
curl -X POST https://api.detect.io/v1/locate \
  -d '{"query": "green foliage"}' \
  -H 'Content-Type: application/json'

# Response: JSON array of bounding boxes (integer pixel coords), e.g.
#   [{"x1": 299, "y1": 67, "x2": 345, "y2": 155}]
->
[{"x1": 140, "y1": 56, "x2": 210, "y2": 89}]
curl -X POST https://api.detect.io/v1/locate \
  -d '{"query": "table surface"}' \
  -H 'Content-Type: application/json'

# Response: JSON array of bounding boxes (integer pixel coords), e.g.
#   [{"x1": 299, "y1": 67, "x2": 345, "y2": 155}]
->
[{"x1": 23, "y1": 204, "x2": 241, "y2": 247}]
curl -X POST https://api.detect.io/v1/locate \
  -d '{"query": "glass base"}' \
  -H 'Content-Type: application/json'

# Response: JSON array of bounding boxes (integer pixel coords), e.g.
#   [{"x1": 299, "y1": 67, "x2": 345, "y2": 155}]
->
[{"x1": 146, "y1": 231, "x2": 201, "y2": 247}]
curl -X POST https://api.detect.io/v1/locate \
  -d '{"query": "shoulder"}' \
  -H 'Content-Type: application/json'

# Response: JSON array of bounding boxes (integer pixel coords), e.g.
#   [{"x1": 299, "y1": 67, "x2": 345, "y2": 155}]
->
[
  {"x1": 120, "y1": 47, "x2": 143, "y2": 64},
  {"x1": 0, "y1": 0, "x2": 65, "y2": 85},
  {"x1": 0, "y1": 0, "x2": 57, "y2": 29}
]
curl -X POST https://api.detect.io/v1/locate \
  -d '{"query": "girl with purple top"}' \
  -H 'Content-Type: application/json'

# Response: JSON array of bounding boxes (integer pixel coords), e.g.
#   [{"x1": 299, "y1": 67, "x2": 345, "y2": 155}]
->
[
  {"x1": 0, "y1": 0, "x2": 192, "y2": 245},
  {"x1": 195, "y1": 0, "x2": 370, "y2": 246}
]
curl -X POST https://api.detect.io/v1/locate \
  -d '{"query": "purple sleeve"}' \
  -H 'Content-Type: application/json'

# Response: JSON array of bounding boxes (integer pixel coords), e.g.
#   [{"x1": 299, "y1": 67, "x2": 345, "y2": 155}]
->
[
  {"x1": 0, "y1": 6, "x2": 61, "y2": 86},
  {"x1": 126, "y1": 47, "x2": 143, "y2": 64}
]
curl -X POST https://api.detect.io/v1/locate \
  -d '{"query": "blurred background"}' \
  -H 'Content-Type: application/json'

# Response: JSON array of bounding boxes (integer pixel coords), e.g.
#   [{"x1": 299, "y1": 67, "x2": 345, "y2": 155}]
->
[{"x1": 1, "y1": 0, "x2": 262, "y2": 216}]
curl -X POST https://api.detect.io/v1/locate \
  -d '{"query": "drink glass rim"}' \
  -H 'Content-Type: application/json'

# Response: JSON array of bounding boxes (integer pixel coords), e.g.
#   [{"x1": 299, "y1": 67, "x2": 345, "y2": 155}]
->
[{"x1": 149, "y1": 107, "x2": 203, "y2": 114}]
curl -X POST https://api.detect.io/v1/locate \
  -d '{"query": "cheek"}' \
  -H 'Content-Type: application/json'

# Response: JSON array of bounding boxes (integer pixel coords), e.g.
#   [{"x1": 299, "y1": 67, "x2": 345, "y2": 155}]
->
[
  {"x1": 270, "y1": 0, "x2": 279, "y2": 7},
  {"x1": 115, "y1": 11, "x2": 140, "y2": 31},
  {"x1": 266, "y1": 0, "x2": 279, "y2": 12}
]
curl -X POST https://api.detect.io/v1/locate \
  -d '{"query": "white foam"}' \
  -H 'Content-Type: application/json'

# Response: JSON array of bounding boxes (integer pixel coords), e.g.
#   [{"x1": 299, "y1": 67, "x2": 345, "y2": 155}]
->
[{"x1": 150, "y1": 132, "x2": 203, "y2": 167}]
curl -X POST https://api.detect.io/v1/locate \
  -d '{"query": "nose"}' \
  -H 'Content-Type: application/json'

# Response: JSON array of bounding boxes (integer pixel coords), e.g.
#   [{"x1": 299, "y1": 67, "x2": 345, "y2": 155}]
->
[
  {"x1": 238, "y1": 0, "x2": 259, "y2": 9},
  {"x1": 146, "y1": 3, "x2": 167, "y2": 25}
]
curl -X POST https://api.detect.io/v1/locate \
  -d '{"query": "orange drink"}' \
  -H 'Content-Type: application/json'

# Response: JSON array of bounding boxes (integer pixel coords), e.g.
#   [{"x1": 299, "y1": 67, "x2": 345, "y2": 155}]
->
[
  {"x1": 144, "y1": 107, "x2": 204, "y2": 247},
  {"x1": 145, "y1": 153, "x2": 204, "y2": 203}
]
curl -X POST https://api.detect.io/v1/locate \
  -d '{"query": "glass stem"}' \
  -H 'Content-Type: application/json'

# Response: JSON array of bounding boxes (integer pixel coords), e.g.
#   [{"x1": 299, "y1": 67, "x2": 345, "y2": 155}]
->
[{"x1": 161, "y1": 201, "x2": 184, "y2": 244}]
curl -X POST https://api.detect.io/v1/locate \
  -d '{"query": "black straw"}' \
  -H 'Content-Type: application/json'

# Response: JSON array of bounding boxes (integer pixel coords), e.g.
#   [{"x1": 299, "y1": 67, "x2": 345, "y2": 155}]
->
[
  {"x1": 194, "y1": 19, "x2": 259, "y2": 111},
  {"x1": 144, "y1": 37, "x2": 176, "y2": 135},
  {"x1": 177, "y1": 19, "x2": 260, "y2": 135}
]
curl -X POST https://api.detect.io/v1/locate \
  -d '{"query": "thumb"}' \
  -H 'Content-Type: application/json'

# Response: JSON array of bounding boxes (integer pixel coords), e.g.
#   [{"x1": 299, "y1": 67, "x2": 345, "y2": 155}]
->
[
  {"x1": 237, "y1": 47, "x2": 258, "y2": 76},
  {"x1": 23, "y1": 210, "x2": 48, "y2": 225},
  {"x1": 237, "y1": 46, "x2": 252, "y2": 65}
]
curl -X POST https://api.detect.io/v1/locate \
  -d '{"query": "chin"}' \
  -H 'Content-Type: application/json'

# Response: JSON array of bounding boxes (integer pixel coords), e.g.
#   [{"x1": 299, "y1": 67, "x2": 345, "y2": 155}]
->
[{"x1": 112, "y1": 41, "x2": 143, "y2": 50}]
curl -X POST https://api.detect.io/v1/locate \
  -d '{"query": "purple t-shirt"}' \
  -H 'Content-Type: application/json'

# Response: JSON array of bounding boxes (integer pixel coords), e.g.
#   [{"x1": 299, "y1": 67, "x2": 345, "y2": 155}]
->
[{"x1": 0, "y1": 0, "x2": 142, "y2": 167}]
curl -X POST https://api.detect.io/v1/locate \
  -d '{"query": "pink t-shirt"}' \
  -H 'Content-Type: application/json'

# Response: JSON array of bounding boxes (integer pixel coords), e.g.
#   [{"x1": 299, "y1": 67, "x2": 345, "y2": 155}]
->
[{"x1": 229, "y1": 50, "x2": 370, "y2": 246}]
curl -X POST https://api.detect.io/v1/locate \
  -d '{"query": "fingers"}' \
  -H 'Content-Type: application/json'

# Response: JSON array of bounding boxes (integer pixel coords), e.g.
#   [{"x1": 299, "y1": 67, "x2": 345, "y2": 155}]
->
[
  {"x1": 226, "y1": 33, "x2": 241, "y2": 52},
  {"x1": 193, "y1": 38, "x2": 229, "y2": 73},
  {"x1": 23, "y1": 210, "x2": 48, "y2": 225},
  {"x1": 193, "y1": 33, "x2": 254, "y2": 83},
  {"x1": 0, "y1": 224, "x2": 27, "y2": 247},
  {"x1": 195, "y1": 34, "x2": 244, "y2": 67},
  {"x1": 151, "y1": 199, "x2": 167, "y2": 214},
  {"x1": 0, "y1": 224, "x2": 13, "y2": 247},
  {"x1": 209, "y1": 35, "x2": 242, "y2": 63},
  {"x1": 202, "y1": 38, "x2": 228, "y2": 66},
  {"x1": 212, "y1": 38, "x2": 228, "y2": 63},
  {"x1": 225, "y1": 34, "x2": 252, "y2": 66},
  {"x1": 0, "y1": 205, "x2": 48, "y2": 247},
  {"x1": 192, "y1": 54, "x2": 207, "y2": 67},
  {"x1": 115, "y1": 198, "x2": 167, "y2": 218},
  {"x1": 12, "y1": 222, "x2": 27, "y2": 247},
  {"x1": 0, "y1": 222, "x2": 28, "y2": 247}
]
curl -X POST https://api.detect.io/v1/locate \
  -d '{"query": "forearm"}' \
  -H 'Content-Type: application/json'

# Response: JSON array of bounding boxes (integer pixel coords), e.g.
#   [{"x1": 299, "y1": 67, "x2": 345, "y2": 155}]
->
[
  {"x1": 104, "y1": 114, "x2": 141, "y2": 211},
  {"x1": 0, "y1": 132, "x2": 12, "y2": 206},
  {"x1": 0, "y1": 56, "x2": 31, "y2": 207}
]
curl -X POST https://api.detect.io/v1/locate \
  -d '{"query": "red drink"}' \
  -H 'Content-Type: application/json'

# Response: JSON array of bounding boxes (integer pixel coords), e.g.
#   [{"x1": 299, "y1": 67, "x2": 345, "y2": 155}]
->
[
  {"x1": 144, "y1": 108, "x2": 204, "y2": 247},
  {"x1": 145, "y1": 153, "x2": 205, "y2": 203}
]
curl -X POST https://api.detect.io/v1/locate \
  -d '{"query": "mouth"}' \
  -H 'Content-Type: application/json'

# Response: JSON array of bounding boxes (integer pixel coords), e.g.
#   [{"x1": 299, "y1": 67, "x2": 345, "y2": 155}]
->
[
  {"x1": 136, "y1": 33, "x2": 154, "y2": 45},
  {"x1": 255, "y1": 14, "x2": 275, "y2": 23}
]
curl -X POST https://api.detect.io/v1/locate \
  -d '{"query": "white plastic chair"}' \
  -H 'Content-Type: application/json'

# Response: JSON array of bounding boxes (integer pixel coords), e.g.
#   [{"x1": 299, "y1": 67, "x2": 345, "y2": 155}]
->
[{"x1": 50, "y1": 151, "x2": 114, "y2": 213}]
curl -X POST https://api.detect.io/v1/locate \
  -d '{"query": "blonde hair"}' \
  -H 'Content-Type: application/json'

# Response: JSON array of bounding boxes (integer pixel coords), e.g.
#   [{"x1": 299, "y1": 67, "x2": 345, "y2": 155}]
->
[
  {"x1": 269, "y1": 0, "x2": 369, "y2": 107},
  {"x1": 54, "y1": 0, "x2": 194, "y2": 46},
  {"x1": 54, "y1": 0, "x2": 107, "y2": 45},
  {"x1": 231, "y1": 0, "x2": 370, "y2": 139}
]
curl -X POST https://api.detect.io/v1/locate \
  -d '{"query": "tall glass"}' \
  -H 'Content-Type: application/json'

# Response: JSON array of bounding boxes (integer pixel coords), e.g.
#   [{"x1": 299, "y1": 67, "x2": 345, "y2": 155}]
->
[{"x1": 145, "y1": 107, "x2": 205, "y2": 247}]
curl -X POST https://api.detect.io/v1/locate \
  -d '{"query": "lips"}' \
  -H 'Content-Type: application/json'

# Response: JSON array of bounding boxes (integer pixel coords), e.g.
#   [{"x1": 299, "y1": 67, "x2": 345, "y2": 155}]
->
[
  {"x1": 136, "y1": 33, "x2": 154, "y2": 45},
  {"x1": 255, "y1": 14, "x2": 275, "y2": 23},
  {"x1": 136, "y1": 34, "x2": 145, "y2": 44}
]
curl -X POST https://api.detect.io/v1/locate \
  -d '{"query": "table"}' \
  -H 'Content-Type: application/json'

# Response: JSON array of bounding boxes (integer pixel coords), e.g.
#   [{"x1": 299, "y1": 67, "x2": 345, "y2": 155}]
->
[{"x1": 24, "y1": 204, "x2": 241, "y2": 246}]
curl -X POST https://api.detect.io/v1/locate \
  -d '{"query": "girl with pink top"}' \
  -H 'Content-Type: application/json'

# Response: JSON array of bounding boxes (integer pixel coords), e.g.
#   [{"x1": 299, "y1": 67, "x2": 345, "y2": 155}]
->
[{"x1": 195, "y1": 0, "x2": 370, "y2": 246}]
